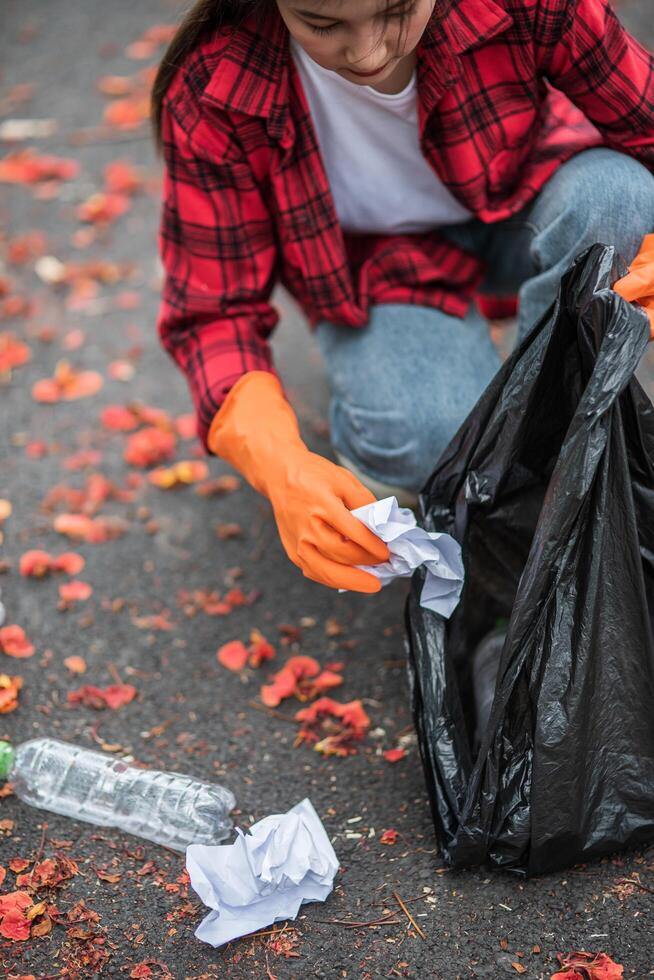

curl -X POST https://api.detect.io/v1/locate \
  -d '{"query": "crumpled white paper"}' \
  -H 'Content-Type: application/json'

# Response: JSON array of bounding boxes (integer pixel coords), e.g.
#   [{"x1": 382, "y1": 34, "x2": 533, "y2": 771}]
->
[
  {"x1": 341, "y1": 496, "x2": 465, "y2": 617},
  {"x1": 186, "y1": 798, "x2": 339, "y2": 947}
]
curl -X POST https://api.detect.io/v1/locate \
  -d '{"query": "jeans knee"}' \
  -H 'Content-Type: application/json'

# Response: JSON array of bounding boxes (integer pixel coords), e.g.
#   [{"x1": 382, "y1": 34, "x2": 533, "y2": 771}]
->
[
  {"x1": 330, "y1": 398, "x2": 463, "y2": 491},
  {"x1": 555, "y1": 150, "x2": 654, "y2": 263}
]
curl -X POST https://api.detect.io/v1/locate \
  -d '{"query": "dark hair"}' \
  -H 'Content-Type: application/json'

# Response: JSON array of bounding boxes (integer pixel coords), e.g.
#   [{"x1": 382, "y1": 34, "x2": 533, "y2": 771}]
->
[{"x1": 150, "y1": 0, "x2": 416, "y2": 156}]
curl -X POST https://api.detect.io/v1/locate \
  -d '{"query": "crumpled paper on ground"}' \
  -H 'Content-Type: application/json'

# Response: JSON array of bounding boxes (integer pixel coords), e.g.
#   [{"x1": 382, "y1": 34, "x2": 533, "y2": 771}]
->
[
  {"x1": 186, "y1": 798, "x2": 339, "y2": 947},
  {"x1": 341, "y1": 496, "x2": 465, "y2": 617}
]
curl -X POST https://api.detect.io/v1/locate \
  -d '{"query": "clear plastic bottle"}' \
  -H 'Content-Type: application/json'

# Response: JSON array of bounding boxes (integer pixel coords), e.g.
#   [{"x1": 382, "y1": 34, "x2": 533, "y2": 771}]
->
[{"x1": 0, "y1": 737, "x2": 235, "y2": 852}]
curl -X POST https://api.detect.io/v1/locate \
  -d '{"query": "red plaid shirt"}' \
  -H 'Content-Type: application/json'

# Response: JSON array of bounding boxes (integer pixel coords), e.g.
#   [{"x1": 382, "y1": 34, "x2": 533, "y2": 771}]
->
[{"x1": 156, "y1": 0, "x2": 654, "y2": 450}]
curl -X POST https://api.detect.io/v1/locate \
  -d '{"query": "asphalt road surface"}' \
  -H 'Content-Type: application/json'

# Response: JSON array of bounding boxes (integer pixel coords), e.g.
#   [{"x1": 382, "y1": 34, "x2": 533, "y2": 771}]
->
[{"x1": 2, "y1": 1, "x2": 654, "y2": 977}]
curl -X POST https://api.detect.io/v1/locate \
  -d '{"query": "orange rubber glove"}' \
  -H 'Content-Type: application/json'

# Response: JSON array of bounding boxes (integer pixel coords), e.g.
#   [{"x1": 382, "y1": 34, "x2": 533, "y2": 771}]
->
[
  {"x1": 613, "y1": 233, "x2": 654, "y2": 339},
  {"x1": 207, "y1": 371, "x2": 391, "y2": 592}
]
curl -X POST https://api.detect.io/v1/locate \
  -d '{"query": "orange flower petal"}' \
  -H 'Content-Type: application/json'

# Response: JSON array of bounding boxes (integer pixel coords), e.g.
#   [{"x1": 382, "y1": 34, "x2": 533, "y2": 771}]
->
[
  {"x1": 67, "y1": 682, "x2": 136, "y2": 710},
  {"x1": 124, "y1": 426, "x2": 176, "y2": 467},
  {"x1": 175, "y1": 414, "x2": 197, "y2": 439},
  {"x1": 103, "y1": 97, "x2": 149, "y2": 129},
  {"x1": 9, "y1": 858, "x2": 30, "y2": 873},
  {"x1": 61, "y1": 369, "x2": 103, "y2": 400},
  {"x1": 261, "y1": 668, "x2": 298, "y2": 708},
  {"x1": 0, "y1": 332, "x2": 31, "y2": 373},
  {"x1": 216, "y1": 640, "x2": 250, "y2": 672},
  {"x1": 0, "y1": 674, "x2": 22, "y2": 713},
  {"x1": 51, "y1": 551, "x2": 85, "y2": 575},
  {"x1": 0, "y1": 625, "x2": 34, "y2": 658},
  {"x1": 0, "y1": 908, "x2": 31, "y2": 941},
  {"x1": 0, "y1": 889, "x2": 32, "y2": 915},
  {"x1": 31, "y1": 377, "x2": 61, "y2": 402},
  {"x1": 58, "y1": 580, "x2": 92, "y2": 603},
  {"x1": 19, "y1": 549, "x2": 53, "y2": 577},
  {"x1": 248, "y1": 630, "x2": 275, "y2": 668},
  {"x1": 63, "y1": 655, "x2": 87, "y2": 674},
  {"x1": 100, "y1": 404, "x2": 139, "y2": 431},
  {"x1": 103, "y1": 160, "x2": 143, "y2": 195}
]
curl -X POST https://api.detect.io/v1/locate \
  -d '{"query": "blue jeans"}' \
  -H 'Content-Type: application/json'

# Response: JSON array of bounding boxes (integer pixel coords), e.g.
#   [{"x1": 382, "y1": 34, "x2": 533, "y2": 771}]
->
[{"x1": 315, "y1": 148, "x2": 654, "y2": 493}]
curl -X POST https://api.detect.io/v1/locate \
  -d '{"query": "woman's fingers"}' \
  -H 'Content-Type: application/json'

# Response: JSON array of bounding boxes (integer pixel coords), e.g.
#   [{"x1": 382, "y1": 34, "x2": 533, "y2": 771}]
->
[
  {"x1": 321, "y1": 500, "x2": 391, "y2": 565},
  {"x1": 310, "y1": 516, "x2": 389, "y2": 567},
  {"x1": 298, "y1": 542, "x2": 382, "y2": 593}
]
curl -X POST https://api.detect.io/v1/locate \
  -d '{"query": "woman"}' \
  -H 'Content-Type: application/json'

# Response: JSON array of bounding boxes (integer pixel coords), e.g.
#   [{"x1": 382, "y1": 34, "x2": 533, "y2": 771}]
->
[{"x1": 150, "y1": 0, "x2": 654, "y2": 594}]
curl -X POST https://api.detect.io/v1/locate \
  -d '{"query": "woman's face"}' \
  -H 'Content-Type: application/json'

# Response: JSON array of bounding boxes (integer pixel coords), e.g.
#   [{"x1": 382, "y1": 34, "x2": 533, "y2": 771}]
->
[{"x1": 275, "y1": 0, "x2": 437, "y2": 84}]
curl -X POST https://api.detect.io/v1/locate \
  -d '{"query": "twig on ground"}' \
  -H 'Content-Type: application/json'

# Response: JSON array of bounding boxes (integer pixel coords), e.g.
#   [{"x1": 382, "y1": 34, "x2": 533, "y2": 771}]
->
[
  {"x1": 312, "y1": 917, "x2": 403, "y2": 928},
  {"x1": 617, "y1": 877, "x2": 654, "y2": 896},
  {"x1": 26, "y1": 821, "x2": 48, "y2": 887},
  {"x1": 107, "y1": 661, "x2": 123, "y2": 685},
  {"x1": 393, "y1": 889, "x2": 427, "y2": 939},
  {"x1": 248, "y1": 700, "x2": 297, "y2": 723}
]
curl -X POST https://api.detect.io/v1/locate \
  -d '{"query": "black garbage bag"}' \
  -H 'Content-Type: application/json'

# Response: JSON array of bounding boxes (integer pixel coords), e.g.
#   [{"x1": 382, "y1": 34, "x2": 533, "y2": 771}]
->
[{"x1": 404, "y1": 242, "x2": 654, "y2": 876}]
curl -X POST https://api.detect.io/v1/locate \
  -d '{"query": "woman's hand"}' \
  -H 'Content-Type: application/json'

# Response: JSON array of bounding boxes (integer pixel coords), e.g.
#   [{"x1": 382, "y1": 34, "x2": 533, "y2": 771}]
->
[
  {"x1": 208, "y1": 371, "x2": 390, "y2": 592},
  {"x1": 613, "y1": 233, "x2": 654, "y2": 339},
  {"x1": 268, "y1": 448, "x2": 390, "y2": 591}
]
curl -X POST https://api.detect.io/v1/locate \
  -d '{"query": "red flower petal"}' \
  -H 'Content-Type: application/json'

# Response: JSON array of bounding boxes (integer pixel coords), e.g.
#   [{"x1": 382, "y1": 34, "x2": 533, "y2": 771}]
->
[{"x1": 383, "y1": 748, "x2": 407, "y2": 764}]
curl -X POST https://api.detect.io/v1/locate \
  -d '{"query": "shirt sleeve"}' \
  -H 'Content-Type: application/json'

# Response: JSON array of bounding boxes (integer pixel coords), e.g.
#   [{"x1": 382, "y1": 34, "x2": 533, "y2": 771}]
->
[
  {"x1": 534, "y1": 0, "x2": 654, "y2": 175},
  {"x1": 156, "y1": 97, "x2": 281, "y2": 453}
]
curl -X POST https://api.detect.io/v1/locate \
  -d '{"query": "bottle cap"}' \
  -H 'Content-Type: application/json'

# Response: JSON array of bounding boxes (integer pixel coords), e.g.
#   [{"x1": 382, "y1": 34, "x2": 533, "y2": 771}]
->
[{"x1": 0, "y1": 741, "x2": 14, "y2": 780}]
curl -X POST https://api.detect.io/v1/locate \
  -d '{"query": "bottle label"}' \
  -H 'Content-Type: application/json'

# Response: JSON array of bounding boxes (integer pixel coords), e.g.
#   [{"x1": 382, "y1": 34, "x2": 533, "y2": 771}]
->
[{"x1": 0, "y1": 741, "x2": 14, "y2": 780}]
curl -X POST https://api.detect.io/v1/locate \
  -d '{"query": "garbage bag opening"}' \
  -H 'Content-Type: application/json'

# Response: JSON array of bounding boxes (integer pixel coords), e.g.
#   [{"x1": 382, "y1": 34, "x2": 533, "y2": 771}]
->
[{"x1": 404, "y1": 242, "x2": 654, "y2": 876}]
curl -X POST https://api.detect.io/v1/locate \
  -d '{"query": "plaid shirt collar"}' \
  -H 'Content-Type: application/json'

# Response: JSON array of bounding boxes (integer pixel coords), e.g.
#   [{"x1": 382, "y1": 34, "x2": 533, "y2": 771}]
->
[{"x1": 201, "y1": 0, "x2": 514, "y2": 140}]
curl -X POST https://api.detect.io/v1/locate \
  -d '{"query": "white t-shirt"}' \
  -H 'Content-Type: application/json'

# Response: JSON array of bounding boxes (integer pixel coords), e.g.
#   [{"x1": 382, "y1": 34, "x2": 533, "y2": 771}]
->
[{"x1": 290, "y1": 37, "x2": 473, "y2": 235}]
